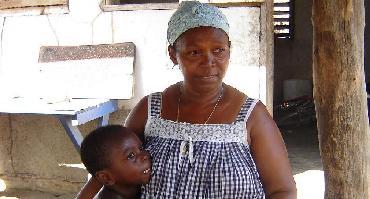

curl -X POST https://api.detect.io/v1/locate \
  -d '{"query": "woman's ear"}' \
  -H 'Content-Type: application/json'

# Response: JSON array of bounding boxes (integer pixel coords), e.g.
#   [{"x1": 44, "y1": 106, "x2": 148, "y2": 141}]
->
[
  {"x1": 168, "y1": 45, "x2": 178, "y2": 65},
  {"x1": 95, "y1": 170, "x2": 115, "y2": 186}
]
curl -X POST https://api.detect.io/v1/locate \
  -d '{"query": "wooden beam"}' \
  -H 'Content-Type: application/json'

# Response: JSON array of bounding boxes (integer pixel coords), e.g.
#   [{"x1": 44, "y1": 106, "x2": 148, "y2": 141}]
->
[
  {"x1": 101, "y1": 2, "x2": 262, "y2": 11},
  {"x1": 101, "y1": 3, "x2": 178, "y2": 11},
  {"x1": 0, "y1": 0, "x2": 67, "y2": 10},
  {"x1": 0, "y1": 5, "x2": 68, "y2": 16},
  {"x1": 312, "y1": 0, "x2": 369, "y2": 198},
  {"x1": 38, "y1": 43, "x2": 135, "y2": 63},
  {"x1": 261, "y1": 0, "x2": 274, "y2": 113},
  {"x1": 210, "y1": 2, "x2": 262, "y2": 7}
]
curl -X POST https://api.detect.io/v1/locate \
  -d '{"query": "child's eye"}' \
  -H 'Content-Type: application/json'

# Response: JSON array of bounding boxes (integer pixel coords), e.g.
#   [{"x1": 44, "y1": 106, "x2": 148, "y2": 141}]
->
[{"x1": 127, "y1": 153, "x2": 135, "y2": 160}]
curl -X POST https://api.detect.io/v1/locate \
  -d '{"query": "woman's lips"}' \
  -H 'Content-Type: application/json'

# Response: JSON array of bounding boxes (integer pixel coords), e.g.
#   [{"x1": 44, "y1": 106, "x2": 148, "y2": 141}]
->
[{"x1": 197, "y1": 74, "x2": 218, "y2": 80}]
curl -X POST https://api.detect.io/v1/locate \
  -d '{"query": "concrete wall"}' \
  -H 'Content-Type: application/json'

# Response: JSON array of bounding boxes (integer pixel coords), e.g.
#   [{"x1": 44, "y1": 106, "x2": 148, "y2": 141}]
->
[
  {"x1": 0, "y1": 0, "x2": 266, "y2": 195},
  {"x1": 274, "y1": 0, "x2": 370, "y2": 104},
  {"x1": 273, "y1": 0, "x2": 313, "y2": 104}
]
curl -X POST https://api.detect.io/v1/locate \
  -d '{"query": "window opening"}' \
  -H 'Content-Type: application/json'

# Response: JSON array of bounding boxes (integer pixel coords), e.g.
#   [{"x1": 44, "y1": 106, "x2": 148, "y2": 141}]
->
[{"x1": 274, "y1": 0, "x2": 294, "y2": 39}]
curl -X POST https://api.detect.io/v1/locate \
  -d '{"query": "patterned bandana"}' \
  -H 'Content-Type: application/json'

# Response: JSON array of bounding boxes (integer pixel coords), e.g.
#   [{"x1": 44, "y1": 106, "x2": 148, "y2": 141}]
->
[{"x1": 167, "y1": 1, "x2": 230, "y2": 45}]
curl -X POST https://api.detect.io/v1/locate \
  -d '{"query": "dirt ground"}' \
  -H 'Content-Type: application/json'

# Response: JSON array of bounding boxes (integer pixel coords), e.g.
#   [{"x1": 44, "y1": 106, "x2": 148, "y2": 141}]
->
[
  {"x1": 0, "y1": 189, "x2": 75, "y2": 199},
  {"x1": 281, "y1": 124, "x2": 324, "y2": 199},
  {"x1": 0, "y1": 125, "x2": 324, "y2": 199},
  {"x1": 281, "y1": 125, "x2": 322, "y2": 175}
]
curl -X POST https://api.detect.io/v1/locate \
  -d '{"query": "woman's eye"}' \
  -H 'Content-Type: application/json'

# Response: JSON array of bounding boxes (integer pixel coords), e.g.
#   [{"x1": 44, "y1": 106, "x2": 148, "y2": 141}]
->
[
  {"x1": 214, "y1": 48, "x2": 225, "y2": 53},
  {"x1": 139, "y1": 146, "x2": 144, "y2": 151},
  {"x1": 189, "y1": 50, "x2": 200, "y2": 56},
  {"x1": 127, "y1": 153, "x2": 135, "y2": 160}
]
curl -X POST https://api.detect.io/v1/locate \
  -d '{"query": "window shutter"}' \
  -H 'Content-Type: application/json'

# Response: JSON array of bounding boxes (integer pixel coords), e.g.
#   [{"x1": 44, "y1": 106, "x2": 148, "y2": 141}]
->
[{"x1": 274, "y1": 0, "x2": 294, "y2": 39}]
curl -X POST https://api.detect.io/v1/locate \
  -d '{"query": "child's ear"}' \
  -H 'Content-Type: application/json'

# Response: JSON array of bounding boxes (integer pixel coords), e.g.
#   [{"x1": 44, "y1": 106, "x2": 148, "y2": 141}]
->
[
  {"x1": 95, "y1": 170, "x2": 115, "y2": 186},
  {"x1": 168, "y1": 45, "x2": 178, "y2": 65}
]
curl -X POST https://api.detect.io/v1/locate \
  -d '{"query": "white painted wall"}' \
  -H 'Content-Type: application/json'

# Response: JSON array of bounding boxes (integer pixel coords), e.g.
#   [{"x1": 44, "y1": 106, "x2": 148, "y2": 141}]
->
[
  {"x1": 0, "y1": 0, "x2": 264, "y2": 106},
  {"x1": 0, "y1": 0, "x2": 265, "y2": 194}
]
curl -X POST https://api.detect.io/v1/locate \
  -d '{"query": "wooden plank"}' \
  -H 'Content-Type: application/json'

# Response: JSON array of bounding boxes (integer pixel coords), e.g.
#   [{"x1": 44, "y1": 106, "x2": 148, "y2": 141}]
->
[
  {"x1": 38, "y1": 59, "x2": 134, "y2": 99},
  {"x1": 38, "y1": 43, "x2": 135, "y2": 99},
  {"x1": 102, "y1": 0, "x2": 263, "y2": 11},
  {"x1": 0, "y1": 5, "x2": 68, "y2": 16},
  {"x1": 312, "y1": 0, "x2": 369, "y2": 198},
  {"x1": 102, "y1": 3, "x2": 178, "y2": 11},
  {"x1": 274, "y1": 2, "x2": 289, "y2": 7},
  {"x1": 209, "y1": 0, "x2": 264, "y2": 3},
  {"x1": 210, "y1": 2, "x2": 262, "y2": 7},
  {"x1": 274, "y1": 17, "x2": 290, "y2": 22},
  {"x1": 260, "y1": 0, "x2": 274, "y2": 113},
  {"x1": 274, "y1": 25, "x2": 290, "y2": 30},
  {"x1": 274, "y1": 10, "x2": 290, "y2": 15},
  {"x1": 0, "y1": 0, "x2": 67, "y2": 10},
  {"x1": 112, "y1": 0, "x2": 178, "y2": 3},
  {"x1": 0, "y1": 98, "x2": 111, "y2": 115},
  {"x1": 274, "y1": 32, "x2": 291, "y2": 38},
  {"x1": 39, "y1": 43, "x2": 135, "y2": 63}
]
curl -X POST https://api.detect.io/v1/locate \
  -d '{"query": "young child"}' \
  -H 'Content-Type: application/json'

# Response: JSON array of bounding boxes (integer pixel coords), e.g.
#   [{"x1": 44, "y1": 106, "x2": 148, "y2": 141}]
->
[{"x1": 80, "y1": 125, "x2": 151, "y2": 199}]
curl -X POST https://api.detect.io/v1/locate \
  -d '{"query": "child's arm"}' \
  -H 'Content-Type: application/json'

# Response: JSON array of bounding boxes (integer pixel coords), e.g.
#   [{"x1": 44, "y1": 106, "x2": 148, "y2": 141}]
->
[{"x1": 75, "y1": 177, "x2": 103, "y2": 199}]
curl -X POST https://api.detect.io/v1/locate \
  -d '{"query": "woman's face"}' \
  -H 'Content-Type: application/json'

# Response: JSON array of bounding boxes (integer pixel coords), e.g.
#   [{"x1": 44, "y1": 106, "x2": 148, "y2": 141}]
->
[{"x1": 170, "y1": 27, "x2": 230, "y2": 90}]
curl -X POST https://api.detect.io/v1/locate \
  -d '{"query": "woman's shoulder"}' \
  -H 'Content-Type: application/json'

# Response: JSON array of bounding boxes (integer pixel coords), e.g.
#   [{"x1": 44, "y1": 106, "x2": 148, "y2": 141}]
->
[
  {"x1": 125, "y1": 83, "x2": 179, "y2": 135},
  {"x1": 246, "y1": 100, "x2": 273, "y2": 132},
  {"x1": 147, "y1": 82, "x2": 179, "y2": 98},
  {"x1": 124, "y1": 95, "x2": 149, "y2": 139},
  {"x1": 223, "y1": 83, "x2": 248, "y2": 103},
  {"x1": 162, "y1": 82, "x2": 180, "y2": 95}
]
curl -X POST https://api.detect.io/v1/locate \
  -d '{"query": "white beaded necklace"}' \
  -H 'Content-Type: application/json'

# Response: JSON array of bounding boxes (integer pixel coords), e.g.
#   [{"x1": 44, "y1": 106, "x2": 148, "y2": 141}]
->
[{"x1": 176, "y1": 84, "x2": 224, "y2": 124}]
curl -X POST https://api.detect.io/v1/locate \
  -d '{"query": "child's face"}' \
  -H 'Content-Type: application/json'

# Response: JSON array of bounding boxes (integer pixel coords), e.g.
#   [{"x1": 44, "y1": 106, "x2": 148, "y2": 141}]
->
[{"x1": 108, "y1": 130, "x2": 151, "y2": 186}]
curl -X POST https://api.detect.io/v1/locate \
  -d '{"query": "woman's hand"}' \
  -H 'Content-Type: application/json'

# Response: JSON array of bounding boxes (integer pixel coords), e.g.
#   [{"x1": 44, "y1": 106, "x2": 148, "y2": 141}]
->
[
  {"x1": 75, "y1": 177, "x2": 103, "y2": 199},
  {"x1": 248, "y1": 102, "x2": 297, "y2": 199}
]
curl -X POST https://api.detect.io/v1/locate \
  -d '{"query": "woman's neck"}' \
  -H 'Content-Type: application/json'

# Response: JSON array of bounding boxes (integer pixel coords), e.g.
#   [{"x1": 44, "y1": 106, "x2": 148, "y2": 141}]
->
[{"x1": 179, "y1": 81, "x2": 224, "y2": 105}]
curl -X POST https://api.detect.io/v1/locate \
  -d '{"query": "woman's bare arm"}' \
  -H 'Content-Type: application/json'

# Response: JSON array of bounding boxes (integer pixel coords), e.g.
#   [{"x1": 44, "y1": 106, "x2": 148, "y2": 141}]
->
[
  {"x1": 75, "y1": 177, "x2": 102, "y2": 199},
  {"x1": 248, "y1": 102, "x2": 297, "y2": 199},
  {"x1": 124, "y1": 96, "x2": 148, "y2": 140}
]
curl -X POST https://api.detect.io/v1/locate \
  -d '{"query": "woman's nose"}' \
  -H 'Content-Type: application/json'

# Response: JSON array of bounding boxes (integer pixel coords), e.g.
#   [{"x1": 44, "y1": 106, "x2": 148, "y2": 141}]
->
[{"x1": 201, "y1": 52, "x2": 215, "y2": 67}]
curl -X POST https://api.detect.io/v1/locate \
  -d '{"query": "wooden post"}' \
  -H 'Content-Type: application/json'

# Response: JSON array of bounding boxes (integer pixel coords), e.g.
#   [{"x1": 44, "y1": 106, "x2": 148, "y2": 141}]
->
[
  {"x1": 261, "y1": 0, "x2": 274, "y2": 114},
  {"x1": 312, "y1": 0, "x2": 369, "y2": 198}
]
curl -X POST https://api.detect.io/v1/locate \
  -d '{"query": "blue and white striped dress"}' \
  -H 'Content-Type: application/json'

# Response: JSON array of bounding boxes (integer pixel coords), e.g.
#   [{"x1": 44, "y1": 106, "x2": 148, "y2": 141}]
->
[{"x1": 142, "y1": 92, "x2": 265, "y2": 198}]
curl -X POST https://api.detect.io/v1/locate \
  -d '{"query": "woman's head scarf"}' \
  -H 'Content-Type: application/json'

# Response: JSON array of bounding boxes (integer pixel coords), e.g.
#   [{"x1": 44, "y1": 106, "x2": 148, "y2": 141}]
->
[{"x1": 167, "y1": 1, "x2": 230, "y2": 45}]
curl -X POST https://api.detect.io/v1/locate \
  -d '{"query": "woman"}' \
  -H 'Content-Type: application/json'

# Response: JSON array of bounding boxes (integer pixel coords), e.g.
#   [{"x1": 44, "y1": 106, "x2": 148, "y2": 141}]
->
[{"x1": 77, "y1": 1, "x2": 296, "y2": 198}]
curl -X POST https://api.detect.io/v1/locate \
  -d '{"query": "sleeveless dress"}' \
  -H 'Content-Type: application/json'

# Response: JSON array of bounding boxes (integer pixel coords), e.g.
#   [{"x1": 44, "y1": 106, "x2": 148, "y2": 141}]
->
[{"x1": 141, "y1": 92, "x2": 265, "y2": 198}]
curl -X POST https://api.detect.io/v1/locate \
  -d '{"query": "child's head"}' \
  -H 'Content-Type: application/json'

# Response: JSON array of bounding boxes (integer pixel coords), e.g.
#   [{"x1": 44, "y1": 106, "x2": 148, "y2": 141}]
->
[{"x1": 80, "y1": 125, "x2": 151, "y2": 188}]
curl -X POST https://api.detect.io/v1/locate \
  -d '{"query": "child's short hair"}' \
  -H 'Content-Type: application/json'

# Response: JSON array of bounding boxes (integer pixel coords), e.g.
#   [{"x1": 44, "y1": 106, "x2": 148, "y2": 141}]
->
[{"x1": 80, "y1": 125, "x2": 128, "y2": 175}]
